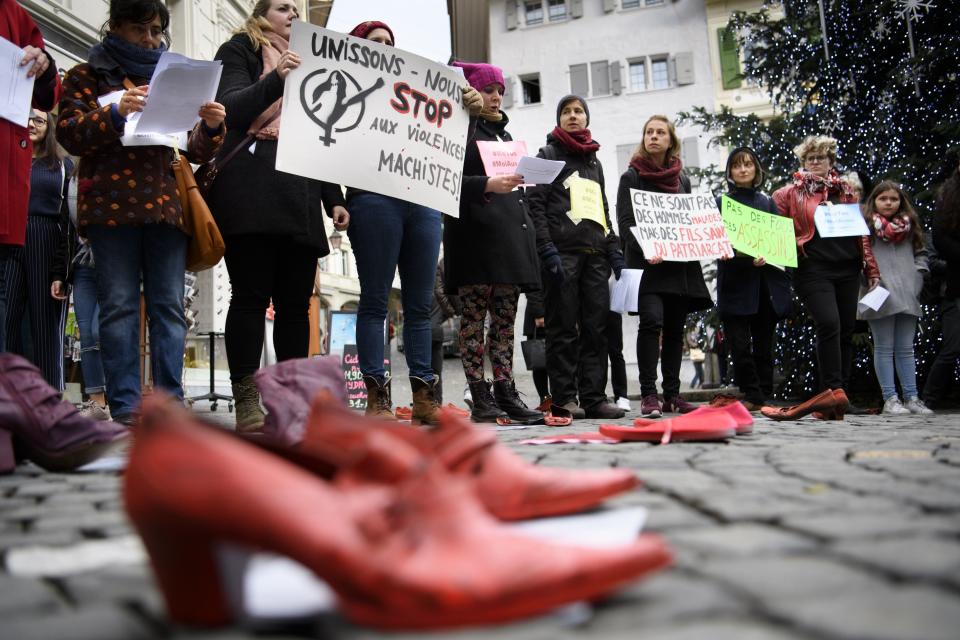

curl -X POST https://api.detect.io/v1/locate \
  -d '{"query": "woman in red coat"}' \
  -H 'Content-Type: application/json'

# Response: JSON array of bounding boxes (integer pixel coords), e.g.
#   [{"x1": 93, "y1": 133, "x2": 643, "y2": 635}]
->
[{"x1": 0, "y1": 0, "x2": 61, "y2": 351}]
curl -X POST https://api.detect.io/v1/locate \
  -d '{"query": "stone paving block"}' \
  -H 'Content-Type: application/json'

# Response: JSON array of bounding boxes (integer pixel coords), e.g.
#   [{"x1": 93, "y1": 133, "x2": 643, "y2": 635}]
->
[
  {"x1": 667, "y1": 523, "x2": 816, "y2": 557},
  {"x1": 1, "y1": 502, "x2": 99, "y2": 523},
  {"x1": 31, "y1": 510, "x2": 129, "y2": 533},
  {"x1": 781, "y1": 511, "x2": 960, "y2": 540},
  {"x1": 765, "y1": 584, "x2": 960, "y2": 640},
  {"x1": 828, "y1": 534, "x2": 960, "y2": 585},
  {"x1": 681, "y1": 489, "x2": 828, "y2": 522},
  {"x1": 43, "y1": 490, "x2": 120, "y2": 507},
  {"x1": 0, "y1": 528, "x2": 82, "y2": 550},
  {"x1": 13, "y1": 481, "x2": 72, "y2": 499},
  {"x1": 597, "y1": 618, "x2": 811, "y2": 640},
  {"x1": 58, "y1": 564, "x2": 165, "y2": 618},
  {"x1": 0, "y1": 574, "x2": 66, "y2": 616},
  {"x1": 0, "y1": 603, "x2": 155, "y2": 640}
]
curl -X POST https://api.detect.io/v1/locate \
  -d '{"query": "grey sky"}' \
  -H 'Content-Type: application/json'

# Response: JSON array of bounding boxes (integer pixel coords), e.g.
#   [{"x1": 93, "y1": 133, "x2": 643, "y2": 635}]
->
[{"x1": 326, "y1": 0, "x2": 453, "y2": 63}]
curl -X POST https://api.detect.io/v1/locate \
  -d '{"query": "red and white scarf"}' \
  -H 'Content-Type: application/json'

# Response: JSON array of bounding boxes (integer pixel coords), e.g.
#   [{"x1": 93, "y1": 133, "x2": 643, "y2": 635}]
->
[{"x1": 872, "y1": 213, "x2": 912, "y2": 243}]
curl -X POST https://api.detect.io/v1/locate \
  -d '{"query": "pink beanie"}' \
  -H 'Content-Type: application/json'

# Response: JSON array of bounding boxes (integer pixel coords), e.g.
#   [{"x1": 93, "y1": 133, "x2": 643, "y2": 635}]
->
[{"x1": 451, "y1": 61, "x2": 505, "y2": 92}]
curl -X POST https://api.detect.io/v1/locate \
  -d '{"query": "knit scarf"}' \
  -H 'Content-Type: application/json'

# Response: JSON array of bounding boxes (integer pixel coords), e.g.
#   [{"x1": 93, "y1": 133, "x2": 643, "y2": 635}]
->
[
  {"x1": 97, "y1": 33, "x2": 165, "y2": 80},
  {"x1": 249, "y1": 31, "x2": 288, "y2": 140},
  {"x1": 872, "y1": 212, "x2": 912, "y2": 243},
  {"x1": 480, "y1": 107, "x2": 503, "y2": 122},
  {"x1": 550, "y1": 126, "x2": 600, "y2": 155},
  {"x1": 791, "y1": 169, "x2": 854, "y2": 199},
  {"x1": 629, "y1": 155, "x2": 683, "y2": 194}
]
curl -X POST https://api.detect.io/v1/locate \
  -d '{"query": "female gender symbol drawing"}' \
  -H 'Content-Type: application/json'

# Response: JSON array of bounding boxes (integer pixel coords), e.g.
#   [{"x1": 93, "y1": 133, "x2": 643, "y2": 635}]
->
[{"x1": 300, "y1": 68, "x2": 385, "y2": 146}]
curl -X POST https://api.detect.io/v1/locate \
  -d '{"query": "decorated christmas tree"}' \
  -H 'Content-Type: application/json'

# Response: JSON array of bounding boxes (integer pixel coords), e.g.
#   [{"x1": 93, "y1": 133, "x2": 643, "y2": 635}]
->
[{"x1": 679, "y1": 0, "x2": 959, "y2": 400}]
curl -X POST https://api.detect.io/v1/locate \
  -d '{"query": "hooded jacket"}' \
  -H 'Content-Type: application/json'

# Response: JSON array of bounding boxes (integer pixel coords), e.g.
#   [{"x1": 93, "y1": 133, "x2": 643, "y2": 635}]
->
[{"x1": 715, "y1": 147, "x2": 793, "y2": 318}]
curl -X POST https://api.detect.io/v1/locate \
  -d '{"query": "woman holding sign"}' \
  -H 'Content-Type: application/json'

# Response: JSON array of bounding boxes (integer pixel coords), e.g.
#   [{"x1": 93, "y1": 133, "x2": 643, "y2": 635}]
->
[
  {"x1": 526, "y1": 95, "x2": 626, "y2": 421},
  {"x1": 210, "y1": 0, "x2": 349, "y2": 431},
  {"x1": 56, "y1": 0, "x2": 226, "y2": 426},
  {"x1": 442, "y1": 61, "x2": 542, "y2": 425},
  {"x1": 616, "y1": 115, "x2": 712, "y2": 419},
  {"x1": 765, "y1": 136, "x2": 879, "y2": 421}
]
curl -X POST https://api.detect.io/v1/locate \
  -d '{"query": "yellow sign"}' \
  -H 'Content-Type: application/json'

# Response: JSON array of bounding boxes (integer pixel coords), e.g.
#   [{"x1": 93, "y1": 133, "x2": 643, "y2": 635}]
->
[{"x1": 567, "y1": 175, "x2": 606, "y2": 232}]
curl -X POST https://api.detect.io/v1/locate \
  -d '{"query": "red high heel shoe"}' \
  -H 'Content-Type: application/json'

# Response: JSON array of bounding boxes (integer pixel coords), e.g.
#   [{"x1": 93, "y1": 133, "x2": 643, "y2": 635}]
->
[
  {"x1": 297, "y1": 393, "x2": 641, "y2": 520},
  {"x1": 126, "y1": 395, "x2": 673, "y2": 630},
  {"x1": 760, "y1": 389, "x2": 838, "y2": 421}
]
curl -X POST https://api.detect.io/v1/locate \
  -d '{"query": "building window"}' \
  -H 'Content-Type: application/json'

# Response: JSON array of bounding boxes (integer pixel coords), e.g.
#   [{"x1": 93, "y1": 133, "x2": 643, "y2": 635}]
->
[
  {"x1": 319, "y1": 257, "x2": 328, "y2": 271},
  {"x1": 622, "y1": 0, "x2": 663, "y2": 8},
  {"x1": 651, "y1": 57, "x2": 670, "y2": 89},
  {"x1": 520, "y1": 74, "x2": 541, "y2": 104},
  {"x1": 547, "y1": 0, "x2": 567, "y2": 21},
  {"x1": 569, "y1": 63, "x2": 589, "y2": 96},
  {"x1": 591, "y1": 60, "x2": 610, "y2": 96},
  {"x1": 340, "y1": 252, "x2": 350, "y2": 276},
  {"x1": 646, "y1": 0, "x2": 664, "y2": 5},
  {"x1": 628, "y1": 59, "x2": 646, "y2": 91},
  {"x1": 524, "y1": 1, "x2": 543, "y2": 25}
]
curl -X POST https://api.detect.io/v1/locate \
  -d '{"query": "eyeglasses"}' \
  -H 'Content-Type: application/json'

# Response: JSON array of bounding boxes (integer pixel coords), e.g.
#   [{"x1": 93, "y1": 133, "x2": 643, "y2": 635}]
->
[
  {"x1": 28, "y1": 117, "x2": 48, "y2": 127},
  {"x1": 804, "y1": 155, "x2": 828, "y2": 163}
]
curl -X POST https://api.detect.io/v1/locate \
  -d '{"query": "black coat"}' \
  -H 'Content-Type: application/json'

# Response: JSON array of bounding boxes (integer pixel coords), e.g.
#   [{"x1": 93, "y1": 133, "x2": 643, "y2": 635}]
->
[
  {"x1": 208, "y1": 34, "x2": 340, "y2": 253},
  {"x1": 616, "y1": 166, "x2": 712, "y2": 311},
  {"x1": 933, "y1": 203, "x2": 960, "y2": 299},
  {"x1": 715, "y1": 187, "x2": 794, "y2": 317},
  {"x1": 443, "y1": 115, "x2": 540, "y2": 293},
  {"x1": 526, "y1": 134, "x2": 620, "y2": 257}
]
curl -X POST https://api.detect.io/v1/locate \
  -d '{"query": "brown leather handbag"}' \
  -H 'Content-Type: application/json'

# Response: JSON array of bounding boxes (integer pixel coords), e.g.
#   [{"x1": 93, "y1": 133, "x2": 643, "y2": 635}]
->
[{"x1": 172, "y1": 145, "x2": 225, "y2": 272}]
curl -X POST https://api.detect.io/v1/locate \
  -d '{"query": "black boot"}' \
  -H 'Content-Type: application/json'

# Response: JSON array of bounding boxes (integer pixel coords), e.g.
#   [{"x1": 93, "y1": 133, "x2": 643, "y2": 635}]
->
[
  {"x1": 467, "y1": 380, "x2": 507, "y2": 423},
  {"x1": 492, "y1": 379, "x2": 544, "y2": 424}
]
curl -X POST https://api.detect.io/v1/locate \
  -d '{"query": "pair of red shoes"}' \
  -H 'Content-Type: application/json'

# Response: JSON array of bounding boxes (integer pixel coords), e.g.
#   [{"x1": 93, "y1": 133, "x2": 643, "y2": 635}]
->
[
  {"x1": 599, "y1": 402, "x2": 754, "y2": 444},
  {"x1": 126, "y1": 392, "x2": 672, "y2": 630},
  {"x1": 760, "y1": 388, "x2": 848, "y2": 421}
]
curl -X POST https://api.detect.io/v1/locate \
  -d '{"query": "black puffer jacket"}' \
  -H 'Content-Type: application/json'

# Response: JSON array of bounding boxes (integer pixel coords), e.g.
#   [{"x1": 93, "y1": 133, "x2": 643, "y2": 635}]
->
[
  {"x1": 616, "y1": 165, "x2": 712, "y2": 311},
  {"x1": 525, "y1": 134, "x2": 620, "y2": 257},
  {"x1": 209, "y1": 34, "x2": 341, "y2": 253},
  {"x1": 443, "y1": 114, "x2": 540, "y2": 293}
]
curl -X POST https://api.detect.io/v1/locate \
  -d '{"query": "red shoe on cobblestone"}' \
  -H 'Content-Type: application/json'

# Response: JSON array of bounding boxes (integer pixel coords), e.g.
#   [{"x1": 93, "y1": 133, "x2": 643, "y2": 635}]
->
[
  {"x1": 126, "y1": 394, "x2": 672, "y2": 630},
  {"x1": 0, "y1": 353, "x2": 128, "y2": 473},
  {"x1": 601, "y1": 412, "x2": 738, "y2": 444},
  {"x1": 634, "y1": 401, "x2": 754, "y2": 435},
  {"x1": 761, "y1": 389, "x2": 841, "y2": 421}
]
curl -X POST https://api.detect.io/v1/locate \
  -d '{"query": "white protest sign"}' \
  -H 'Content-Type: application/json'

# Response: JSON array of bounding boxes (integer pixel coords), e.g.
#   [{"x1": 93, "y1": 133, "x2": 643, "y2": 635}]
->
[
  {"x1": 276, "y1": 22, "x2": 470, "y2": 216},
  {"x1": 813, "y1": 203, "x2": 869, "y2": 237},
  {"x1": 629, "y1": 189, "x2": 733, "y2": 261}
]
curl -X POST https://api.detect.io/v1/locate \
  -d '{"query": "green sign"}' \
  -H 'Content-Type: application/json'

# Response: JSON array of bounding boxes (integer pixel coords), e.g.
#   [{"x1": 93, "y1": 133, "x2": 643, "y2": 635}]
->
[{"x1": 720, "y1": 195, "x2": 798, "y2": 268}]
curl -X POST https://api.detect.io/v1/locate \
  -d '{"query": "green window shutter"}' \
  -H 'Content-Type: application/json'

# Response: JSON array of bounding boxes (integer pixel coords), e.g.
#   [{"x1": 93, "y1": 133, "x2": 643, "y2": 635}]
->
[{"x1": 718, "y1": 27, "x2": 742, "y2": 90}]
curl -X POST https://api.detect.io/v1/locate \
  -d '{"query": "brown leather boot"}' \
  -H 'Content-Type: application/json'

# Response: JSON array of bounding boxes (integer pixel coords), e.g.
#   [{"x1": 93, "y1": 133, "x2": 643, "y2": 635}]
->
[
  {"x1": 761, "y1": 389, "x2": 837, "y2": 421},
  {"x1": 363, "y1": 375, "x2": 395, "y2": 419},
  {"x1": 410, "y1": 376, "x2": 441, "y2": 425}
]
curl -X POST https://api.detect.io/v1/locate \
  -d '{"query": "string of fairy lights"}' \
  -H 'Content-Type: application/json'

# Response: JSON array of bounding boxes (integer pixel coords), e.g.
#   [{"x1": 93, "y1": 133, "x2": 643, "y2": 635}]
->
[{"x1": 680, "y1": 0, "x2": 958, "y2": 399}]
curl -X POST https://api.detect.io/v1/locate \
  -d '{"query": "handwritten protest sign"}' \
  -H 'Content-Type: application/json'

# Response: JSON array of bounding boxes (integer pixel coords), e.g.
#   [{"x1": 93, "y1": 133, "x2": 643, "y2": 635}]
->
[
  {"x1": 720, "y1": 196, "x2": 797, "y2": 268},
  {"x1": 476, "y1": 140, "x2": 527, "y2": 177},
  {"x1": 629, "y1": 189, "x2": 733, "y2": 261},
  {"x1": 813, "y1": 203, "x2": 869, "y2": 237},
  {"x1": 565, "y1": 173, "x2": 607, "y2": 231},
  {"x1": 276, "y1": 22, "x2": 470, "y2": 216}
]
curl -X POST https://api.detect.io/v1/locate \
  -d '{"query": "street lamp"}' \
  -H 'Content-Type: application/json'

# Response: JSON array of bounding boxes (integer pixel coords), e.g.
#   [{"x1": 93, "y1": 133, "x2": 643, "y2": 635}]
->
[{"x1": 328, "y1": 229, "x2": 342, "y2": 252}]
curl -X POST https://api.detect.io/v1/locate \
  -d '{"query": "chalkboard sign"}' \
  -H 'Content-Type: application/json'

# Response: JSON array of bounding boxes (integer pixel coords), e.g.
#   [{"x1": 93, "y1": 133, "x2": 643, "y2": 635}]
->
[
  {"x1": 342, "y1": 344, "x2": 366, "y2": 410},
  {"x1": 332, "y1": 311, "x2": 391, "y2": 411}
]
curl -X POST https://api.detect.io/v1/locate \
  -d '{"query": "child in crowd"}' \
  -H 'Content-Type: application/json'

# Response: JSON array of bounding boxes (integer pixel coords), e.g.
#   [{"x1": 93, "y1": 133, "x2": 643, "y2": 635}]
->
[{"x1": 858, "y1": 182, "x2": 933, "y2": 414}]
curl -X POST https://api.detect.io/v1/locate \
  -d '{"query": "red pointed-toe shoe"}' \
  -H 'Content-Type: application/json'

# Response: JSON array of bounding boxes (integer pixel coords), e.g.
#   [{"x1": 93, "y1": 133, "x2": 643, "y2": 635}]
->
[
  {"x1": 0, "y1": 354, "x2": 128, "y2": 473},
  {"x1": 633, "y1": 401, "x2": 754, "y2": 436},
  {"x1": 601, "y1": 411, "x2": 738, "y2": 444},
  {"x1": 297, "y1": 394, "x2": 641, "y2": 521},
  {"x1": 760, "y1": 389, "x2": 838, "y2": 421},
  {"x1": 126, "y1": 395, "x2": 673, "y2": 630}
]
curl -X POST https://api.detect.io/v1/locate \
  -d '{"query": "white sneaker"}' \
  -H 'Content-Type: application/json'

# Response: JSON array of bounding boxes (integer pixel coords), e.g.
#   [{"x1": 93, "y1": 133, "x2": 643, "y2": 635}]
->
[
  {"x1": 78, "y1": 399, "x2": 111, "y2": 421},
  {"x1": 904, "y1": 396, "x2": 933, "y2": 415},
  {"x1": 882, "y1": 396, "x2": 910, "y2": 415},
  {"x1": 615, "y1": 396, "x2": 632, "y2": 411}
]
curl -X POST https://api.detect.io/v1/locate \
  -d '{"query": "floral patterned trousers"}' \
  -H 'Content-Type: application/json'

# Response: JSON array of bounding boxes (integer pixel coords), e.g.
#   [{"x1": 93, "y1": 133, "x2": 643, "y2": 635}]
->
[{"x1": 457, "y1": 284, "x2": 520, "y2": 383}]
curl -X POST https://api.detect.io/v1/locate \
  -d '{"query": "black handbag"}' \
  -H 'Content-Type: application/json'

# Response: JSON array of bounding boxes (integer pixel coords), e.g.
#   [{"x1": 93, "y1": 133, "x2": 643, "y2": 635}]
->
[{"x1": 521, "y1": 328, "x2": 546, "y2": 371}]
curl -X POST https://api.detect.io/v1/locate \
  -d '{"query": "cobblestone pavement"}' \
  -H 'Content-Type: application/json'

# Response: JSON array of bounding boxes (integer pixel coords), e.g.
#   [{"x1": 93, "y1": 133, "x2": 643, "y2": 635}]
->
[{"x1": 2, "y1": 353, "x2": 959, "y2": 640}]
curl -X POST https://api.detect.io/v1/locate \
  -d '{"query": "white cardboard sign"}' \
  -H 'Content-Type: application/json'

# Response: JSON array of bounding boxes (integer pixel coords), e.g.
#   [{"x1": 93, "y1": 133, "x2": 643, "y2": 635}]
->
[
  {"x1": 276, "y1": 22, "x2": 470, "y2": 216},
  {"x1": 629, "y1": 189, "x2": 733, "y2": 261},
  {"x1": 813, "y1": 203, "x2": 869, "y2": 237}
]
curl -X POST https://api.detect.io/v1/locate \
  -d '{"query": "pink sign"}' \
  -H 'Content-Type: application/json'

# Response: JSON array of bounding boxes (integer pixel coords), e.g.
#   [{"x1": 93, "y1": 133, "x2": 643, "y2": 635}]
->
[{"x1": 476, "y1": 140, "x2": 528, "y2": 177}]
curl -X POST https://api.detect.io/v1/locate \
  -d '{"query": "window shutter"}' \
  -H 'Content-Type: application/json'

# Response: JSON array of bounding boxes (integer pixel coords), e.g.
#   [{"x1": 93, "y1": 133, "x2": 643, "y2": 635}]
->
[
  {"x1": 681, "y1": 136, "x2": 700, "y2": 170},
  {"x1": 610, "y1": 60, "x2": 622, "y2": 95},
  {"x1": 570, "y1": 0, "x2": 584, "y2": 18},
  {"x1": 718, "y1": 28, "x2": 742, "y2": 89},
  {"x1": 506, "y1": 0, "x2": 518, "y2": 30},
  {"x1": 502, "y1": 75, "x2": 514, "y2": 109},
  {"x1": 603, "y1": 0, "x2": 616, "y2": 12},
  {"x1": 591, "y1": 61, "x2": 610, "y2": 95},
  {"x1": 674, "y1": 51, "x2": 694, "y2": 86},
  {"x1": 570, "y1": 63, "x2": 589, "y2": 96}
]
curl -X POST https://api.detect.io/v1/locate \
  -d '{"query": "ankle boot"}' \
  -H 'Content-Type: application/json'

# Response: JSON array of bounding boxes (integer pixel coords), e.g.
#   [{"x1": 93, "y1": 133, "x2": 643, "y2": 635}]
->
[
  {"x1": 127, "y1": 394, "x2": 672, "y2": 630},
  {"x1": 410, "y1": 376, "x2": 441, "y2": 425},
  {"x1": 492, "y1": 379, "x2": 543, "y2": 424},
  {"x1": 761, "y1": 389, "x2": 837, "y2": 421},
  {"x1": 231, "y1": 376, "x2": 265, "y2": 432},
  {"x1": 0, "y1": 353, "x2": 128, "y2": 473},
  {"x1": 467, "y1": 380, "x2": 507, "y2": 423},
  {"x1": 254, "y1": 356, "x2": 348, "y2": 444},
  {"x1": 362, "y1": 375, "x2": 395, "y2": 419}
]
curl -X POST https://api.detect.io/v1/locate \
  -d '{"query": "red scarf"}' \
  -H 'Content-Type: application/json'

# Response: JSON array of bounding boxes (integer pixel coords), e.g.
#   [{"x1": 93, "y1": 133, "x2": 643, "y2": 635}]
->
[
  {"x1": 872, "y1": 212, "x2": 912, "y2": 243},
  {"x1": 550, "y1": 126, "x2": 600, "y2": 155},
  {"x1": 791, "y1": 169, "x2": 855, "y2": 199},
  {"x1": 629, "y1": 155, "x2": 683, "y2": 194}
]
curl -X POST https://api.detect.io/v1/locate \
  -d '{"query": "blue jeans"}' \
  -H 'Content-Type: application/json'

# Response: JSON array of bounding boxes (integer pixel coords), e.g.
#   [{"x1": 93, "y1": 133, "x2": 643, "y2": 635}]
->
[
  {"x1": 868, "y1": 313, "x2": 918, "y2": 400},
  {"x1": 87, "y1": 224, "x2": 187, "y2": 419},
  {"x1": 347, "y1": 194, "x2": 441, "y2": 380},
  {"x1": 72, "y1": 264, "x2": 106, "y2": 394}
]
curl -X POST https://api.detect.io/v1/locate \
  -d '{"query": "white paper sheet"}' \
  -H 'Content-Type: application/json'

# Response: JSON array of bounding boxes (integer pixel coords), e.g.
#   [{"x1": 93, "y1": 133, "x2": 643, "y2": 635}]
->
[
  {"x1": 517, "y1": 155, "x2": 565, "y2": 184},
  {"x1": 135, "y1": 52, "x2": 222, "y2": 135},
  {"x1": 813, "y1": 203, "x2": 870, "y2": 237},
  {"x1": 0, "y1": 36, "x2": 37, "y2": 127},
  {"x1": 97, "y1": 89, "x2": 188, "y2": 149},
  {"x1": 609, "y1": 268, "x2": 643, "y2": 313},
  {"x1": 858, "y1": 286, "x2": 890, "y2": 311}
]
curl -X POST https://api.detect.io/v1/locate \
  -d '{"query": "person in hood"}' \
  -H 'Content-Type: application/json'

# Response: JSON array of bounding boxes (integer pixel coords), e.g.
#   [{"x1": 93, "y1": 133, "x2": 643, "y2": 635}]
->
[
  {"x1": 713, "y1": 147, "x2": 793, "y2": 411},
  {"x1": 525, "y1": 95, "x2": 626, "y2": 421},
  {"x1": 443, "y1": 61, "x2": 543, "y2": 425},
  {"x1": 616, "y1": 115, "x2": 712, "y2": 419}
]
